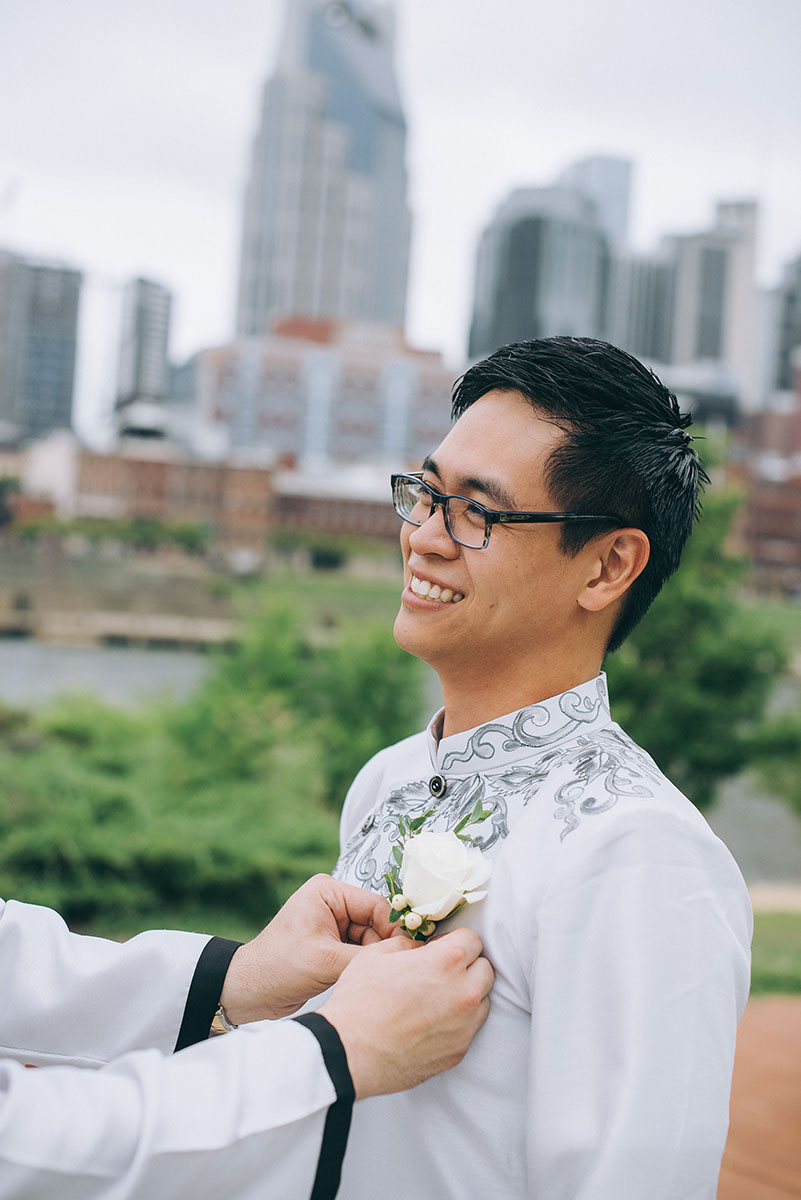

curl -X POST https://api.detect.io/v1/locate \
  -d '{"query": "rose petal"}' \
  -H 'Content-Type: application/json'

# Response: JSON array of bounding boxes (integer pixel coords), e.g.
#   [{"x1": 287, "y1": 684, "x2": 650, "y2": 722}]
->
[
  {"x1": 462, "y1": 889, "x2": 488, "y2": 905},
  {"x1": 411, "y1": 889, "x2": 463, "y2": 922},
  {"x1": 464, "y1": 858, "x2": 492, "y2": 890},
  {"x1": 401, "y1": 855, "x2": 455, "y2": 904}
]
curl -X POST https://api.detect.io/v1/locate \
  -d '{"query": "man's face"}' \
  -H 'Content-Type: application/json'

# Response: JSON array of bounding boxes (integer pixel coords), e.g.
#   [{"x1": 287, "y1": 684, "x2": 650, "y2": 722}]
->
[{"x1": 393, "y1": 390, "x2": 598, "y2": 680}]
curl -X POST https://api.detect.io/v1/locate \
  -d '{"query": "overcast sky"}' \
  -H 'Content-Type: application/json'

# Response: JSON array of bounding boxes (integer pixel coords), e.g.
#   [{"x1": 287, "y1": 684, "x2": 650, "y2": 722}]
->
[{"x1": 1, "y1": 0, "x2": 800, "y2": 438}]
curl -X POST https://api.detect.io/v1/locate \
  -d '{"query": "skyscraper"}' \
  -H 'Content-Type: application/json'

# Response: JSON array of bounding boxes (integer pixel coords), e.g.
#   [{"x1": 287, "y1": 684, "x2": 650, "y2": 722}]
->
[
  {"x1": 236, "y1": 0, "x2": 411, "y2": 338},
  {"x1": 775, "y1": 252, "x2": 801, "y2": 391},
  {"x1": 558, "y1": 156, "x2": 632, "y2": 249},
  {"x1": 664, "y1": 200, "x2": 758, "y2": 407},
  {"x1": 604, "y1": 252, "x2": 674, "y2": 364},
  {"x1": 0, "y1": 250, "x2": 82, "y2": 442},
  {"x1": 468, "y1": 187, "x2": 609, "y2": 359},
  {"x1": 115, "y1": 276, "x2": 172, "y2": 438}
]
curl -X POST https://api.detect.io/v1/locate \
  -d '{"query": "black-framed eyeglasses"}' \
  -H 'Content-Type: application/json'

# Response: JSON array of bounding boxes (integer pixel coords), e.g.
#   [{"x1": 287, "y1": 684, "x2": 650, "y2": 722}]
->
[{"x1": 390, "y1": 472, "x2": 622, "y2": 551}]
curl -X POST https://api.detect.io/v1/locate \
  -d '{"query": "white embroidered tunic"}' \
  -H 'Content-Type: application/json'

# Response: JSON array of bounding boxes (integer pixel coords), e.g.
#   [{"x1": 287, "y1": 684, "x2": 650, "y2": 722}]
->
[{"x1": 331, "y1": 673, "x2": 752, "y2": 1200}]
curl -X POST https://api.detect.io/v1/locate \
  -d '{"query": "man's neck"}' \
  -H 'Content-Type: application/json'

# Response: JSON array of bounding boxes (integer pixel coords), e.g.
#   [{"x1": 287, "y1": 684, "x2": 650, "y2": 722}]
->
[{"x1": 437, "y1": 657, "x2": 604, "y2": 740}]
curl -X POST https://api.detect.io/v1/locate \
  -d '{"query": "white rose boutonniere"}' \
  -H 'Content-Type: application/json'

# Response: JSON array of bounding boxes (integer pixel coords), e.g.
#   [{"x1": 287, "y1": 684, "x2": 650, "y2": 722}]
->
[{"x1": 383, "y1": 799, "x2": 493, "y2": 941}]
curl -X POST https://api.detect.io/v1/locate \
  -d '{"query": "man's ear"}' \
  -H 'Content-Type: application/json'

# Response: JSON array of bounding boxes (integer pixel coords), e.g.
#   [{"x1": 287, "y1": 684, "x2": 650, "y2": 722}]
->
[{"x1": 577, "y1": 529, "x2": 650, "y2": 614}]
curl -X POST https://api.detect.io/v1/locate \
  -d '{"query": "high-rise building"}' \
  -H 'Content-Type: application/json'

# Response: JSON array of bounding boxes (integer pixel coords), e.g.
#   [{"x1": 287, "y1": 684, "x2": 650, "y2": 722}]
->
[
  {"x1": 0, "y1": 250, "x2": 82, "y2": 441},
  {"x1": 468, "y1": 187, "x2": 608, "y2": 359},
  {"x1": 663, "y1": 200, "x2": 758, "y2": 407},
  {"x1": 774, "y1": 252, "x2": 801, "y2": 392},
  {"x1": 604, "y1": 252, "x2": 674, "y2": 364},
  {"x1": 115, "y1": 276, "x2": 172, "y2": 438},
  {"x1": 236, "y1": 0, "x2": 410, "y2": 337},
  {"x1": 557, "y1": 156, "x2": 632, "y2": 249}
]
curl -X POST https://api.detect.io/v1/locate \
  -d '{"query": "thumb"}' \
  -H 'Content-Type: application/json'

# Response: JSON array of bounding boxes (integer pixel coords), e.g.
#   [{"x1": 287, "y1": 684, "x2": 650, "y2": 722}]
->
[
  {"x1": 335, "y1": 936, "x2": 415, "y2": 973},
  {"x1": 330, "y1": 942, "x2": 362, "y2": 972},
  {"x1": 364, "y1": 934, "x2": 417, "y2": 956}
]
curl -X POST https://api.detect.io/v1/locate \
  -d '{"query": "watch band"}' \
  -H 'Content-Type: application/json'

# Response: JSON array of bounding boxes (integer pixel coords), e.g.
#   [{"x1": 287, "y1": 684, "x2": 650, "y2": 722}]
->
[{"x1": 211, "y1": 1003, "x2": 239, "y2": 1035}]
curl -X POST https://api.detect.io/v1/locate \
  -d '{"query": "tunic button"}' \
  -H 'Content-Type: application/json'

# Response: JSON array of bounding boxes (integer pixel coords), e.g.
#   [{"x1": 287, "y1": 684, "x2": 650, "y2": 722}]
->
[{"x1": 428, "y1": 774, "x2": 447, "y2": 798}]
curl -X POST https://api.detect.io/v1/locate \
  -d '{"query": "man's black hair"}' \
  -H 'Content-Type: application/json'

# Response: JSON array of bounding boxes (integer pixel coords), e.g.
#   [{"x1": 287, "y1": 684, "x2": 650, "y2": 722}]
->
[{"x1": 451, "y1": 336, "x2": 707, "y2": 652}]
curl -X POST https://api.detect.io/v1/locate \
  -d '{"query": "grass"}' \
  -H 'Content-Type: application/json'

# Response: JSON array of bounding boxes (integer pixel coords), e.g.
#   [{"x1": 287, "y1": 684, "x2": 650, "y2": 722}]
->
[
  {"x1": 751, "y1": 911, "x2": 801, "y2": 994},
  {"x1": 237, "y1": 564, "x2": 404, "y2": 629}
]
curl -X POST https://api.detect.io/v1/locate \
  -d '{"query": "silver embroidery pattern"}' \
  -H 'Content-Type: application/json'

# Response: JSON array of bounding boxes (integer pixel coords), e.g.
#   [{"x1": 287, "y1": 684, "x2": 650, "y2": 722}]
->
[
  {"x1": 552, "y1": 729, "x2": 663, "y2": 840},
  {"x1": 440, "y1": 678, "x2": 609, "y2": 771},
  {"x1": 335, "y1": 725, "x2": 663, "y2": 892}
]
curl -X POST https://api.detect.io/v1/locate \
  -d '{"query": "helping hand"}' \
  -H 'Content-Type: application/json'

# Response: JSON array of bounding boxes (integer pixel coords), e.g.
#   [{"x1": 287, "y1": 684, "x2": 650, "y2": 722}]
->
[
  {"x1": 219, "y1": 874, "x2": 397, "y2": 1024},
  {"x1": 320, "y1": 927, "x2": 494, "y2": 1098}
]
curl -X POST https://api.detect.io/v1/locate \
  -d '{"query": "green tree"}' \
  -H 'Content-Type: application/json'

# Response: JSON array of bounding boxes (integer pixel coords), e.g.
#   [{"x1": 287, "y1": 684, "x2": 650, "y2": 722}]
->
[
  {"x1": 206, "y1": 603, "x2": 423, "y2": 805},
  {"x1": 747, "y1": 710, "x2": 801, "y2": 818},
  {"x1": 0, "y1": 604, "x2": 423, "y2": 938},
  {"x1": 605, "y1": 490, "x2": 787, "y2": 809},
  {"x1": 167, "y1": 520, "x2": 211, "y2": 556}
]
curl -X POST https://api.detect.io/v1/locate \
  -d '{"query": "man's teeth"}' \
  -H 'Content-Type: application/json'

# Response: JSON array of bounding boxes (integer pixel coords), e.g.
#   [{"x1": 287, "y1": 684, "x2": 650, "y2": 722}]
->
[{"x1": 410, "y1": 576, "x2": 463, "y2": 603}]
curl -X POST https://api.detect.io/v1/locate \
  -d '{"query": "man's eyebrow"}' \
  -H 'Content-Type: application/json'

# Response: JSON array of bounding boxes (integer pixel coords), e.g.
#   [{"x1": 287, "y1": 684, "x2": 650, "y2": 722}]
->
[{"x1": 421, "y1": 456, "x2": 518, "y2": 511}]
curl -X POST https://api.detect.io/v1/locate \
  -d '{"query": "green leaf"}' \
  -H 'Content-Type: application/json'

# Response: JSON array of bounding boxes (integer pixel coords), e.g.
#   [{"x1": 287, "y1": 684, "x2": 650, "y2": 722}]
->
[
  {"x1": 383, "y1": 871, "x2": 395, "y2": 897},
  {"x1": 453, "y1": 812, "x2": 471, "y2": 834},
  {"x1": 389, "y1": 908, "x2": 402, "y2": 923},
  {"x1": 398, "y1": 815, "x2": 407, "y2": 837},
  {"x1": 392, "y1": 844, "x2": 403, "y2": 867},
  {"x1": 470, "y1": 795, "x2": 485, "y2": 824}
]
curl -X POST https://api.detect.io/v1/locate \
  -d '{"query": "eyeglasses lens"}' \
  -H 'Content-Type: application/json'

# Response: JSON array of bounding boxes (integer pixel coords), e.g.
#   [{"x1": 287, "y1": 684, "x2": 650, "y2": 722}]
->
[{"x1": 394, "y1": 477, "x2": 488, "y2": 549}]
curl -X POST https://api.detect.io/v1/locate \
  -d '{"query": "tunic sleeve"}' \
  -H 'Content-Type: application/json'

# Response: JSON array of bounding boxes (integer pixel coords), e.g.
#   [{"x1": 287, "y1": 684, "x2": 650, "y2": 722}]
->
[
  {"x1": 0, "y1": 898, "x2": 238, "y2": 1067},
  {"x1": 524, "y1": 812, "x2": 752, "y2": 1200},
  {"x1": 0, "y1": 1015, "x2": 353, "y2": 1200}
]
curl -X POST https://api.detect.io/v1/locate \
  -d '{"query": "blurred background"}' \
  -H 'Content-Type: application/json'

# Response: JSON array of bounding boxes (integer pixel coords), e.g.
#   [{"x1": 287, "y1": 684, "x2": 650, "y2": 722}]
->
[{"x1": 0, "y1": 0, "x2": 800, "y2": 973}]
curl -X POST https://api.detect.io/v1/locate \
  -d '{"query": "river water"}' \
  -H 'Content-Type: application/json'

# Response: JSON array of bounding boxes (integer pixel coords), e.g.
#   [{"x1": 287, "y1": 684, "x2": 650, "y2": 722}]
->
[{"x1": 0, "y1": 640, "x2": 210, "y2": 708}]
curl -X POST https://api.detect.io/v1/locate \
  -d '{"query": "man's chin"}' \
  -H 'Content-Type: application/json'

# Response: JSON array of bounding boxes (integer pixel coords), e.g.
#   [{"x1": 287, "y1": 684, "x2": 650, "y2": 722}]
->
[
  {"x1": 393, "y1": 609, "x2": 443, "y2": 667},
  {"x1": 393, "y1": 607, "x2": 436, "y2": 663}
]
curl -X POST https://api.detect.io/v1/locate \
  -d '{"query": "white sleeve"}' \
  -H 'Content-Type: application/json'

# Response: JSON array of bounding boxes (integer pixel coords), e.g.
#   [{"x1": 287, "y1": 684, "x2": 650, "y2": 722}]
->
[
  {"x1": 525, "y1": 813, "x2": 752, "y2": 1200},
  {"x1": 0, "y1": 1015, "x2": 352, "y2": 1200},
  {"x1": 0, "y1": 899, "x2": 236, "y2": 1067}
]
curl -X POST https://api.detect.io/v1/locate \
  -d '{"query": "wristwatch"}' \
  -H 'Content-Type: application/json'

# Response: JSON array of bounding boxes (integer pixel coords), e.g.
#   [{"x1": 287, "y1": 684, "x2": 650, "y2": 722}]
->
[{"x1": 210, "y1": 1003, "x2": 239, "y2": 1036}]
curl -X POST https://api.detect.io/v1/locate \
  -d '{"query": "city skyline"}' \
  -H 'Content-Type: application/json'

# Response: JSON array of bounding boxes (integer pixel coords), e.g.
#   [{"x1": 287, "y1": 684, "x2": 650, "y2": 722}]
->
[{"x1": 2, "y1": 0, "x2": 800, "y2": 439}]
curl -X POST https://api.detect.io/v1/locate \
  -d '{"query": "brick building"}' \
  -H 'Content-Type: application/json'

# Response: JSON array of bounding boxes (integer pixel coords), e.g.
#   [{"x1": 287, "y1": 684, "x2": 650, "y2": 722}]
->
[
  {"x1": 736, "y1": 368, "x2": 801, "y2": 591},
  {"x1": 24, "y1": 433, "x2": 274, "y2": 562},
  {"x1": 273, "y1": 465, "x2": 398, "y2": 541}
]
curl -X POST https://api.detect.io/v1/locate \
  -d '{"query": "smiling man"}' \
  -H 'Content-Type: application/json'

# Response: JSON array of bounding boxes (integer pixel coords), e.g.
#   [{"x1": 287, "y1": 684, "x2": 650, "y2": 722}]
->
[{"x1": 327, "y1": 336, "x2": 751, "y2": 1200}]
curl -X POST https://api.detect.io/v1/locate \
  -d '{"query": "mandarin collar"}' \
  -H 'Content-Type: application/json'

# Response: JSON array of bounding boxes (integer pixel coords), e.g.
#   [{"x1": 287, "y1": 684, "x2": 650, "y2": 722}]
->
[{"x1": 425, "y1": 674, "x2": 612, "y2": 775}]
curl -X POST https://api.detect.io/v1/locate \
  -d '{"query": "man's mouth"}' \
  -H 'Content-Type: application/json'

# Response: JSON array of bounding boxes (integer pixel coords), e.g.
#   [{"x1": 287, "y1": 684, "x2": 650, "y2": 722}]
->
[{"x1": 409, "y1": 574, "x2": 464, "y2": 604}]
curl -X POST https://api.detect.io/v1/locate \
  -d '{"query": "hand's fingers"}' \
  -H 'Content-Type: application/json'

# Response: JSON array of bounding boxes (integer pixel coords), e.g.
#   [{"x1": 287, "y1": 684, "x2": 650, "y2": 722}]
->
[
  {"x1": 366, "y1": 933, "x2": 418, "y2": 955},
  {"x1": 322, "y1": 878, "x2": 395, "y2": 940},
  {"x1": 354, "y1": 925, "x2": 386, "y2": 945},
  {"x1": 473, "y1": 994, "x2": 491, "y2": 1031},
  {"x1": 427, "y1": 926, "x2": 484, "y2": 967},
  {"x1": 466, "y1": 954, "x2": 495, "y2": 999}
]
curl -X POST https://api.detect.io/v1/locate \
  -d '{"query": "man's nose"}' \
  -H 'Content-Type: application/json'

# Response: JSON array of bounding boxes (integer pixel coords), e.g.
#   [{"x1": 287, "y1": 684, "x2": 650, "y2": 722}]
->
[{"x1": 407, "y1": 502, "x2": 460, "y2": 557}]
